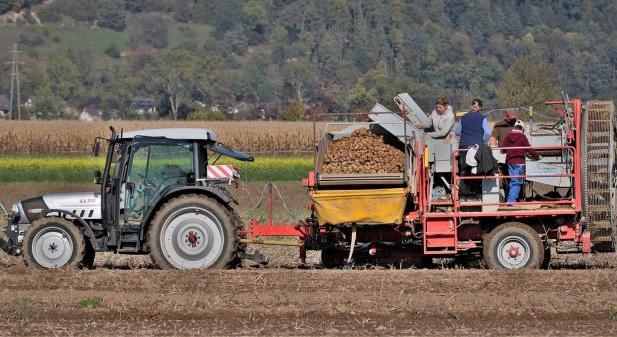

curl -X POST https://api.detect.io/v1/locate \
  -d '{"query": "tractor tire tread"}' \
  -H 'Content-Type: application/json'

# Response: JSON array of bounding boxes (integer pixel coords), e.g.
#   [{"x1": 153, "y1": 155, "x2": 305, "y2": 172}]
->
[{"x1": 146, "y1": 194, "x2": 237, "y2": 270}]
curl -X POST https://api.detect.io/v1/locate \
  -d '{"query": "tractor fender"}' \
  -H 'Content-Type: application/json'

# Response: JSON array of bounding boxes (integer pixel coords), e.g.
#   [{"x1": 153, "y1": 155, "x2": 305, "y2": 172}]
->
[
  {"x1": 141, "y1": 186, "x2": 232, "y2": 240},
  {"x1": 40, "y1": 209, "x2": 100, "y2": 250}
]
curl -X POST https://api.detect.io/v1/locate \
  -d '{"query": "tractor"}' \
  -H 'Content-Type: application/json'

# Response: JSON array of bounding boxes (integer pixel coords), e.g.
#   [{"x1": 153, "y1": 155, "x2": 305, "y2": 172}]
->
[{"x1": 1, "y1": 127, "x2": 254, "y2": 269}]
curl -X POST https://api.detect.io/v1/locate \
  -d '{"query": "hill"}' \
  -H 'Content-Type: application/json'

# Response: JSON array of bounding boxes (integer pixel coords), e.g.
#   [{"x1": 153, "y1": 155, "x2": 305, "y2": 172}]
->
[{"x1": 0, "y1": 0, "x2": 616, "y2": 119}]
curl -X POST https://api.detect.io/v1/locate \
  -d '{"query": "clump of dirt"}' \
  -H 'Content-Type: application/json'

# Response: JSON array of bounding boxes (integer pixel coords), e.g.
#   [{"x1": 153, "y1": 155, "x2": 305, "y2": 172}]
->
[{"x1": 322, "y1": 128, "x2": 404, "y2": 174}]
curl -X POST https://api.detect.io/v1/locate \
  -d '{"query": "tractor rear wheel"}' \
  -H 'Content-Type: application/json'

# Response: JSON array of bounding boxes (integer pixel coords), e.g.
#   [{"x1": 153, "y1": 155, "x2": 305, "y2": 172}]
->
[
  {"x1": 483, "y1": 222, "x2": 544, "y2": 270},
  {"x1": 22, "y1": 217, "x2": 88, "y2": 269},
  {"x1": 147, "y1": 194, "x2": 237, "y2": 270}
]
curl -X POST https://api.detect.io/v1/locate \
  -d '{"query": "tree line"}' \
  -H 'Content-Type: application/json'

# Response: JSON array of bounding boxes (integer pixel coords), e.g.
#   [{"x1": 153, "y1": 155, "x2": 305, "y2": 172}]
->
[{"x1": 1, "y1": 0, "x2": 616, "y2": 120}]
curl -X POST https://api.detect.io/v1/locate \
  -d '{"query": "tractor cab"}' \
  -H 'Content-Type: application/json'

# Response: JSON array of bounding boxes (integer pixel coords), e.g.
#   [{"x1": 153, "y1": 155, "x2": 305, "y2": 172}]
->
[{"x1": 94, "y1": 127, "x2": 253, "y2": 253}]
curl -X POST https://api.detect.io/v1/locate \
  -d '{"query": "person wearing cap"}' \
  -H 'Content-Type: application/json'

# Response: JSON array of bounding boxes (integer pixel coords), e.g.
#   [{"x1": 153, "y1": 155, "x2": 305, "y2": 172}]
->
[
  {"x1": 490, "y1": 109, "x2": 518, "y2": 198},
  {"x1": 490, "y1": 109, "x2": 518, "y2": 147},
  {"x1": 500, "y1": 120, "x2": 541, "y2": 204},
  {"x1": 416, "y1": 97, "x2": 455, "y2": 139}
]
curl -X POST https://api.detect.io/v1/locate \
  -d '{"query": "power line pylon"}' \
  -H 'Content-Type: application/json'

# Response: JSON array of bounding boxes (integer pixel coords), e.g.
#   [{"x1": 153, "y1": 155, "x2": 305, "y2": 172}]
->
[{"x1": 8, "y1": 43, "x2": 23, "y2": 120}]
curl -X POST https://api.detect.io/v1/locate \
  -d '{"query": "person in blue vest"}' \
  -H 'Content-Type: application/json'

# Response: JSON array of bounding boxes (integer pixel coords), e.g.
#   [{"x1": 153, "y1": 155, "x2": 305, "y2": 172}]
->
[{"x1": 455, "y1": 98, "x2": 491, "y2": 198}]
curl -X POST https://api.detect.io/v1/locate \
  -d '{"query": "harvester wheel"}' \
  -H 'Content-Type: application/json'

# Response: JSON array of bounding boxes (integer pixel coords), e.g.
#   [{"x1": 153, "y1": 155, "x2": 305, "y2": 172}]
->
[
  {"x1": 147, "y1": 194, "x2": 237, "y2": 270},
  {"x1": 483, "y1": 222, "x2": 544, "y2": 270},
  {"x1": 22, "y1": 217, "x2": 88, "y2": 269}
]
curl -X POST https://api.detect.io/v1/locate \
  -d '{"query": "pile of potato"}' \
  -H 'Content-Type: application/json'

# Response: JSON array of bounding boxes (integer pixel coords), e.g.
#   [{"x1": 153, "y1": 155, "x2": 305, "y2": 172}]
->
[{"x1": 322, "y1": 128, "x2": 405, "y2": 174}]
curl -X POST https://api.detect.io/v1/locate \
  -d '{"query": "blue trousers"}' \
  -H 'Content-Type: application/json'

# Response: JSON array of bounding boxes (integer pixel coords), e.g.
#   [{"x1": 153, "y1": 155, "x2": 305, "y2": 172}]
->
[{"x1": 507, "y1": 164, "x2": 525, "y2": 203}]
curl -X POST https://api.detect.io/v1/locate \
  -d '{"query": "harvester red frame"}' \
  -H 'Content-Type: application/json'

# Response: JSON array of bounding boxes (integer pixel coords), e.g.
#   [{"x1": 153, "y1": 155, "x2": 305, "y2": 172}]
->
[{"x1": 241, "y1": 98, "x2": 593, "y2": 262}]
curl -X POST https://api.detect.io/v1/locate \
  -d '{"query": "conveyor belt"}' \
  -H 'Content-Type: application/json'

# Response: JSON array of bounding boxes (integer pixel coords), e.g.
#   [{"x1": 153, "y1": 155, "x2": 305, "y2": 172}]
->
[{"x1": 583, "y1": 101, "x2": 616, "y2": 251}]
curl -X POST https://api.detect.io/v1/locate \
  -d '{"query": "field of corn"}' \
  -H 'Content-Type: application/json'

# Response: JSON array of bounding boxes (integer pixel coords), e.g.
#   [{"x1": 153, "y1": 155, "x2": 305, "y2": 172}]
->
[{"x1": 0, "y1": 121, "x2": 326, "y2": 155}]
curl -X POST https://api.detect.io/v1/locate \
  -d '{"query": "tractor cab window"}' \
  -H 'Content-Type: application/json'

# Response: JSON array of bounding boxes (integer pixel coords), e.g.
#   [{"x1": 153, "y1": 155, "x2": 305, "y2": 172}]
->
[{"x1": 123, "y1": 142, "x2": 194, "y2": 223}]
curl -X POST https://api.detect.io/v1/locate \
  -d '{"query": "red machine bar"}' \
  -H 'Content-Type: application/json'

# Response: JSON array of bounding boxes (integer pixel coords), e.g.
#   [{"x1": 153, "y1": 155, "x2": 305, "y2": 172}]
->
[
  {"x1": 458, "y1": 200, "x2": 573, "y2": 207},
  {"x1": 572, "y1": 99, "x2": 583, "y2": 212},
  {"x1": 458, "y1": 173, "x2": 574, "y2": 180},
  {"x1": 249, "y1": 224, "x2": 308, "y2": 238},
  {"x1": 456, "y1": 145, "x2": 575, "y2": 152},
  {"x1": 454, "y1": 209, "x2": 577, "y2": 217}
]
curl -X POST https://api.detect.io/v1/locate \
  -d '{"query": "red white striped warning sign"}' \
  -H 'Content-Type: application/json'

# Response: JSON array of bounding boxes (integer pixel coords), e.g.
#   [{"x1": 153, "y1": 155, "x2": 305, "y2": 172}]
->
[{"x1": 207, "y1": 165, "x2": 238, "y2": 179}]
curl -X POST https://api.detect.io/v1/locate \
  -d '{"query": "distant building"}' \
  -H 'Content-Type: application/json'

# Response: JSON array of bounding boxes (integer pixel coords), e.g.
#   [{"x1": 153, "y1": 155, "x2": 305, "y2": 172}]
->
[
  {"x1": 0, "y1": 95, "x2": 10, "y2": 118},
  {"x1": 79, "y1": 108, "x2": 103, "y2": 122},
  {"x1": 23, "y1": 97, "x2": 34, "y2": 109},
  {"x1": 132, "y1": 97, "x2": 156, "y2": 116}
]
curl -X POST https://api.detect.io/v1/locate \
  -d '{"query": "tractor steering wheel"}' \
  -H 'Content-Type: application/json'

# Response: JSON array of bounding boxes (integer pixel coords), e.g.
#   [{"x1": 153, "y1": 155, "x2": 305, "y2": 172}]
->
[{"x1": 138, "y1": 173, "x2": 158, "y2": 190}]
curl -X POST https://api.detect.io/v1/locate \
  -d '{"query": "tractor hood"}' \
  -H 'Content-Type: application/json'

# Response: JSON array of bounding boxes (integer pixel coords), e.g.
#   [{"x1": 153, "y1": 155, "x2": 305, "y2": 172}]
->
[{"x1": 15, "y1": 192, "x2": 102, "y2": 223}]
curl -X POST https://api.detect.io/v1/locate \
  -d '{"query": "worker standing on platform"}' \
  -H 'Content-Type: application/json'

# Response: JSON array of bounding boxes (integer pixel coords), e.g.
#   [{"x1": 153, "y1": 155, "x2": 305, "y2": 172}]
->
[
  {"x1": 417, "y1": 97, "x2": 455, "y2": 140},
  {"x1": 490, "y1": 109, "x2": 518, "y2": 147},
  {"x1": 455, "y1": 98, "x2": 491, "y2": 198},
  {"x1": 490, "y1": 109, "x2": 518, "y2": 199},
  {"x1": 501, "y1": 120, "x2": 541, "y2": 204}
]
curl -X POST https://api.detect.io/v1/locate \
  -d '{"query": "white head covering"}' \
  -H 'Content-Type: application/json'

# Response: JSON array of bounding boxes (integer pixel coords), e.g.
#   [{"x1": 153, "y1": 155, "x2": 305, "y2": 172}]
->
[{"x1": 514, "y1": 120, "x2": 525, "y2": 129}]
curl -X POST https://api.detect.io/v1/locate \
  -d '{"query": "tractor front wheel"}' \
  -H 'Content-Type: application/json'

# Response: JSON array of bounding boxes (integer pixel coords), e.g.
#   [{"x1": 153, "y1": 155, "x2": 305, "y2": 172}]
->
[
  {"x1": 147, "y1": 194, "x2": 237, "y2": 270},
  {"x1": 483, "y1": 222, "x2": 545, "y2": 270},
  {"x1": 22, "y1": 217, "x2": 88, "y2": 269}
]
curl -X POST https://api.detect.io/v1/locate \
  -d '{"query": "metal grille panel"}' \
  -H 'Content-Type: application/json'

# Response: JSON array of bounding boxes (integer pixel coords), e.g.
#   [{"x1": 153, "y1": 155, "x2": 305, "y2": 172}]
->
[{"x1": 584, "y1": 101, "x2": 616, "y2": 251}]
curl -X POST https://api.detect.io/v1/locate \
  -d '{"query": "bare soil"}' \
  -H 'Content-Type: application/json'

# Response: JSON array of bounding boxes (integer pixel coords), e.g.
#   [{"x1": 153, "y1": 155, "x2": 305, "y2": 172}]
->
[
  {"x1": 2, "y1": 183, "x2": 617, "y2": 335},
  {"x1": 0, "y1": 267, "x2": 617, "y2": 336}
]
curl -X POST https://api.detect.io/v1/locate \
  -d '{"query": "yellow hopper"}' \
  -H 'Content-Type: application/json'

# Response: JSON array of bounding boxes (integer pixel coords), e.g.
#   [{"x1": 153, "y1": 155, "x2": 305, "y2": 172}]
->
[{"x1": 310, "y1": 188, "x2": 407, "y2": 225}]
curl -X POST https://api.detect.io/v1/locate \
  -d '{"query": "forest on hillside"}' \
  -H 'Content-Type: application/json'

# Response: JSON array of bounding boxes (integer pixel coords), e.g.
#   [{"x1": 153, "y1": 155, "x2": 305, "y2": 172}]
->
[{"x1": 0, "y1": 0, "x2": 616, "y2": 120}]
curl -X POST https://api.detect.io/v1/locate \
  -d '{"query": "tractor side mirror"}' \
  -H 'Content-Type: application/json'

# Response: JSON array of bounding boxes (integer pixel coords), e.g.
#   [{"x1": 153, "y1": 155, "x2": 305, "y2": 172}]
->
[
  {"x1": 93, "y1": 141, "x2": 101, "y2": 157},
  {"x1": 94, "y1": 170, "x2": 102, "y2": 184}
]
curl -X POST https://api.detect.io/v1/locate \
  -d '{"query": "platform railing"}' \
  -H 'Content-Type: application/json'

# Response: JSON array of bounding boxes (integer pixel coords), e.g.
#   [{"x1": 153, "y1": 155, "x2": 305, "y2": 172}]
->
[{"x1": 446, "y1": 145, "x2": 577, "y2": 215}]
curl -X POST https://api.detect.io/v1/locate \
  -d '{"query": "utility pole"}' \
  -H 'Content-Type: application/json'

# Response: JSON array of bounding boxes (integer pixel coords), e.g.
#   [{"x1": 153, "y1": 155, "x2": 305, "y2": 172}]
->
[{"x1": 8, "y1": 43, "x2": 23, "y2": 120}]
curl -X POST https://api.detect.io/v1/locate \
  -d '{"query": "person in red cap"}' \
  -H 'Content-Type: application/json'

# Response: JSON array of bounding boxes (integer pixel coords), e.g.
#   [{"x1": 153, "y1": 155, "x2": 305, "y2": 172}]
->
[{"x1": 489, "y1": 109, "x2": 517, "y2": 147}]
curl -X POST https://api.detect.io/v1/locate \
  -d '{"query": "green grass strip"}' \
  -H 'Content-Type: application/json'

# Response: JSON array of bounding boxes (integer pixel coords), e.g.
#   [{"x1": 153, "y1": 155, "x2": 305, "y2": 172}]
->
[{"x1": 0, "y1": 156, "x2": 313, "y2": 183}]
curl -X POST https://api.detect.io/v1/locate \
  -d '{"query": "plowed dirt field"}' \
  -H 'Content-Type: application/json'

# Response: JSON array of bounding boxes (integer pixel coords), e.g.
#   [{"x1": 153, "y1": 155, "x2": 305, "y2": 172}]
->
[
  {"x1": 1, "y1": 265, "x2": 617, "y2": 336},
  {"x1": 2, "y1": 183, "x2": 617, "y2": 336}
]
